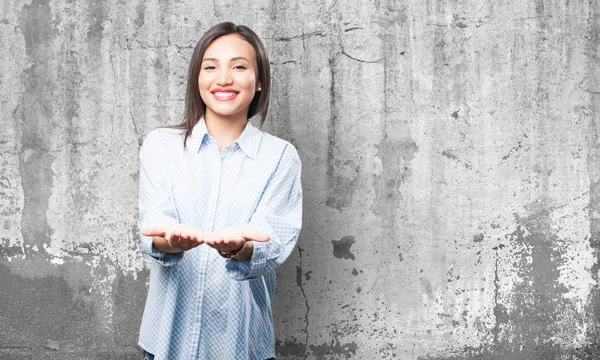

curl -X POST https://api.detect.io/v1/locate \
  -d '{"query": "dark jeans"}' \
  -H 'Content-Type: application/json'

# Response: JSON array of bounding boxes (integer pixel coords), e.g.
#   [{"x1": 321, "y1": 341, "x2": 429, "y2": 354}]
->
[{"x1": 143, "y1": 349, "x2": 275, "y2": 359}]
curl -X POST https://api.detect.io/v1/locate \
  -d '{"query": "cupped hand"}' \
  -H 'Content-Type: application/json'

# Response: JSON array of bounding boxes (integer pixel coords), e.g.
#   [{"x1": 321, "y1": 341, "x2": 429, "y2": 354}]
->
[
  {"x1": 203, "y1": 227, "x2": 269, "y2": 254},
  {"x1": 142, "y1": 224, "x2": 205, "y2": 253}
]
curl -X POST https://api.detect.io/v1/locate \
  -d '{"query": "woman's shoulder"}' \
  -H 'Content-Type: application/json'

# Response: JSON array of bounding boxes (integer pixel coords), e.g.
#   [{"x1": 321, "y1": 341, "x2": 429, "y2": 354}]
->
[
  {"x1": 259, "y1": 130, "x2": 288, "y2": 148},
  {"x1": 258, "y1": 130, "x2": 301, "y2": 164}
]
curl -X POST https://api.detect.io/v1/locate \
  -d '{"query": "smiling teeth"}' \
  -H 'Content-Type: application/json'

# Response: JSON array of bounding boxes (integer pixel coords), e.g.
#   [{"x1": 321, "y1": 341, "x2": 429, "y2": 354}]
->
[{"x1": 214, "y1": 92, "x2": 236, "y2": 97}]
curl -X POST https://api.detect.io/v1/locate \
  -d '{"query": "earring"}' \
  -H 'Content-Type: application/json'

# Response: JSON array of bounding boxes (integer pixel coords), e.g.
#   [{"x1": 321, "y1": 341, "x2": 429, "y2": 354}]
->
[{"x1": 257, "y1": 87, "x2": 261, "y2": 91}]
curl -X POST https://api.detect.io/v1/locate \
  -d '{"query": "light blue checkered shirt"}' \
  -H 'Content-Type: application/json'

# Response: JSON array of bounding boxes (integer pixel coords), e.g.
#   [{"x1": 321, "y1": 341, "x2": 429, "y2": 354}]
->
[{"x1": 137, "y1": 119, "x2": 302, "y2": 360}]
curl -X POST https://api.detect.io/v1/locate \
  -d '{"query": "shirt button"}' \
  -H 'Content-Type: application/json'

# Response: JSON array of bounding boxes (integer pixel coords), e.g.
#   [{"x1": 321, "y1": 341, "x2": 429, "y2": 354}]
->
[
  {"x1": 197, "y1": 291, "x2": 204, "y2": 297},
  {"x1": 200, "y1": 257, "x2": 207, "y2": 263},
  {"x1": 194, "y1": 323, "x2": 200, "y2": 329}
]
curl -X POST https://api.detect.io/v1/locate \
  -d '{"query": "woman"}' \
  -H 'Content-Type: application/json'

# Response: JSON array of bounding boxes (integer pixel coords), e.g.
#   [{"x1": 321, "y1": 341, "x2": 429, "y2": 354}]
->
[{"x1": 137, "y1": 22, "x2": 302, "y2": 360}]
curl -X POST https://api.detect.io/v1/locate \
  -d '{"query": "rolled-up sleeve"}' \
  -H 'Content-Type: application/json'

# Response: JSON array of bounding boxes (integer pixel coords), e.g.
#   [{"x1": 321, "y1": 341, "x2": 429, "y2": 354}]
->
[
  {"x1": 138, "y1": 131, "x2": 183, "y2": 266},
  {"x1": 225, "y1": 144, "x2": 303, "y2": 280}
]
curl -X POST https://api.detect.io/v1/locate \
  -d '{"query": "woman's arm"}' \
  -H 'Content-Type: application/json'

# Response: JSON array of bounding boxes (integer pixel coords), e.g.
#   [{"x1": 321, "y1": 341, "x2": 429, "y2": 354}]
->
[
  {"x1": 138, "y1": 131, "x2": 189, "y2": 266},
  {"x1": 222, "y1": 144, "x2": 303, "y2": 280}
]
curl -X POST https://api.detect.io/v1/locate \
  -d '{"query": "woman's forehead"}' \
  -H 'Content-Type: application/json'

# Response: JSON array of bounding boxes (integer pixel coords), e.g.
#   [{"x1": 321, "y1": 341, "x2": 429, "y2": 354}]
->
[{"x1": 203, "y1": 34, "x2": 256, "y2": 62}]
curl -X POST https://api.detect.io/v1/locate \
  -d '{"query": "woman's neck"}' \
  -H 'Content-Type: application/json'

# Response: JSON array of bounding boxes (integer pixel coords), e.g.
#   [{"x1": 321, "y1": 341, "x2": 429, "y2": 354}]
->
[{"x1": 204, "y1": 113, "x2": 247, "y2": 152}]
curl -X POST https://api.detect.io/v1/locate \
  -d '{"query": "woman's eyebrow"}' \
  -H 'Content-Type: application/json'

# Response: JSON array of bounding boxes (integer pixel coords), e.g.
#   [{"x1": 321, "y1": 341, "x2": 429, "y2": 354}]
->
[
  {"x1": 202, "y1": 57, "x2": 251, "y2": 63},
  {"x1": 230, "y1": 56, "x2": 251, "y2": 62}
]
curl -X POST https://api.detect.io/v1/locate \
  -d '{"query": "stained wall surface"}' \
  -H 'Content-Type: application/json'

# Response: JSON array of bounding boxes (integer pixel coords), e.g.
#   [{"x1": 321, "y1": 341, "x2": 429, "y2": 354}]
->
[{"x1": 1, "y1": 0, "x2": 599, "y2": 359}]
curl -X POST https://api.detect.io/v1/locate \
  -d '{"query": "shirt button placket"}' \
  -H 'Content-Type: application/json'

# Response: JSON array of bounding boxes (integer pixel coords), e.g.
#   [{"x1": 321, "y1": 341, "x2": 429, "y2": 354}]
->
[
  {"x1": 206, "y1": 148, "x2": 222, "y2": 233},
  {"x1": 192, "y1": 247, "x2": 209, "y2": 357},
  {"x1": 193, "y1": 145, "x2": 221, "y2": 357}
]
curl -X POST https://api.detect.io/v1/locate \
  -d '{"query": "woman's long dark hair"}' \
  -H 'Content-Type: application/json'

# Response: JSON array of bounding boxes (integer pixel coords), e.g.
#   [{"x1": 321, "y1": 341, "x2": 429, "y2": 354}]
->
[{"x1": 177, "y1": 22, "x2": 271, "y2": 148}]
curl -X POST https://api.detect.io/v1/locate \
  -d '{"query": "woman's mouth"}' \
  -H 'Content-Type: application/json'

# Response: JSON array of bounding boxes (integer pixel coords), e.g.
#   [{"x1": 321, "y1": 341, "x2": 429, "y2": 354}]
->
[{"x1": 211, "y1": 89, "x2": 238, "y2": 101}]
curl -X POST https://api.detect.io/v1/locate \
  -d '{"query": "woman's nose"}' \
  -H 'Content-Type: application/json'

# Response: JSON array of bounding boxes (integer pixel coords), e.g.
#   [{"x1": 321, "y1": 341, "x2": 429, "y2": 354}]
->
[{"x1": 216, "y1": 68, "x2": 232, "y2": 85}]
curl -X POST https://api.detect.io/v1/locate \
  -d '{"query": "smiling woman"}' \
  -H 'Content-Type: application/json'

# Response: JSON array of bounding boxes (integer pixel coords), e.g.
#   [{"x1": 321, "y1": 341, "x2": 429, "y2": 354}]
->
[
  {"x1": 180, "y1": 22, "x2": 271, "y2": 149},
  {"x1": 136, "y1": 22, "x2": 302, "y2": 360},
  {"x1": 199, "y1": 34, "x2": 263, "y2": 149}
]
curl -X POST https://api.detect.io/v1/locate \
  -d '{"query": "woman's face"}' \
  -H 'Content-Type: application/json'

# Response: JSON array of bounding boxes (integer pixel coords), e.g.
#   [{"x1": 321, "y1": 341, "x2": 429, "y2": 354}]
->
[{"x1": 198, "y1": 34, "x2": 260, "y2": 122}]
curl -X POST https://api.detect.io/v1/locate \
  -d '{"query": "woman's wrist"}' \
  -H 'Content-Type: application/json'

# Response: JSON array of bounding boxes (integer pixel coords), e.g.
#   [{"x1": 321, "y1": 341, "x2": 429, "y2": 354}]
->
[
  {"x1": 218, "y1": 241, "x2": 253, "y2": 261},
  {"x1": 218, "y1": 242, "x2": 246, "y2": 258},
  {"x1": 152, "y1": 236, "x2": 183, "y2": 253}
]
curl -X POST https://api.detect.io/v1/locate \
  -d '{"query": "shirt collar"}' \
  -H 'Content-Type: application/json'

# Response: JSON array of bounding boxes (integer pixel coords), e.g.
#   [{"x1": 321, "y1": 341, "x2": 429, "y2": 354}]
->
[
  {"x1": 189, "y1": 118, "x2": 261, "y2": 159},
  {"x1": 235, "y1": 120, "x2": 261, "y2": 160},
  {"x1": 188, "y1": 118, "x2": 209, "y2": 152}
]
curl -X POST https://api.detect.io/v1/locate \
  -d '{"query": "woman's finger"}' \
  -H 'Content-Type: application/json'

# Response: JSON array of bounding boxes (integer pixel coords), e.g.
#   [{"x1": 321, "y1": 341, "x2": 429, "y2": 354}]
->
[
  {"x1": 179, "y1": 237, "x2": 190, "y2": 250},
  {"x1": 190, "y1": 234, "x2": 201, "y2": 242},
  {"x1": 141, "y1": 226, "x2": 167, "y2": 237},
  {"x1": 242, "y1": 230, "x2": 270, "y2": 242},
  {"x1": 190, "y1": 238, "x2": 201, "y2": 247},
  {"x1": 203, "y1": 233, "x2": 213, "y2": 244},
  {"x1": 169, "y1": 234, "x2": 180, "y2": 246}
]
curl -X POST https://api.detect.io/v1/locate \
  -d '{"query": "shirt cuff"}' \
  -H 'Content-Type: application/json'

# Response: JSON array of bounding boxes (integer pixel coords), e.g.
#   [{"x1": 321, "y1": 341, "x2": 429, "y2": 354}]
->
[
  {"x1": 141, "y1": 235, "x2": 183, "y2": 266},
  {"x1": 226, "y1": 238, "x2": 278, "y2": 280}
]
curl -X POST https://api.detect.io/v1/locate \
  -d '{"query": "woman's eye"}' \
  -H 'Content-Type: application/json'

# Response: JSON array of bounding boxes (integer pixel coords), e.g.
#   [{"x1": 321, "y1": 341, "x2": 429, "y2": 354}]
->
[
  {"x1": 233, "y1": 65, "x2": 247, "y2": 70},
  {"x1": 203, "y1": 65, "x2": 216, "y2": 70}
]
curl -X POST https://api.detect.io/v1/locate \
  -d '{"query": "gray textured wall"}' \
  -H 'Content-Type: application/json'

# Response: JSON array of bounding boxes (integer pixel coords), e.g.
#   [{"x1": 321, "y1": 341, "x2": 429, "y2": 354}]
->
[{"x1": 1, "y1": 0, "x2": 599, "y2": 359}]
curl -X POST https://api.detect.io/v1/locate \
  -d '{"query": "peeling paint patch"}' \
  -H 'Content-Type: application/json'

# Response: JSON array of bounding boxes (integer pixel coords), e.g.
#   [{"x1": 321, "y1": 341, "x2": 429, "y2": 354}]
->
[
  {"x1": 441, "y1": 150, "x2": 473, "y2": 169},
  {"x1": 424, "y1": 218, "x2": 581, "y2": 359},
  {"x1": 0, "y1": 262, "x2": 98, "y2": 345},
  {"x1": 417, "y1": 343, "x2": 600, "y2": 360},
  {"x1": 275, "y1": 338, "x2": 306, "y2": 358},
  {"x1": 18, "y1": 0, "x2": 58, "y2": 255},
  {"x1": 46, "y1": 339, "x2": 60, "y2": 351},
  {"x1": 506, "y1": 224, "x2": 570, "y2": 343},
  {"x1": 310, "y1": 339, "x2": 358, "y2": 359},
  {"x1": 420, "y1": 277, "x2": 434, "y2": 300},
  {"x1": 325, "y1": 174, "x2": 358, "y2": 211},
  {"x1": 113, "y1": 270, "x2": 149, "y2": 345},
  {"x1": 305, "y1": 270, "x2": 312, "y2": 281},
  {"x1": 332, "y1": 235, "x2": 356, "y2": 260},
  {"x1": 44, "y1": 243, "x2": 69, "y2": 259},
  {"x1": 324, "y1": 54, "x2": 359, "y2": 213},
  {"x1": 295, "y1": 265, "x2": 302, "y2": 286},
  {"x1": 325, "y1": 159, "x2": 359, "y2": 212},
  {"x1": 372, "y1": 139, "x2": 418, "y2": 221},
  {"x1": 50, "y1": 257, "x2": 64, "y2": 265}
]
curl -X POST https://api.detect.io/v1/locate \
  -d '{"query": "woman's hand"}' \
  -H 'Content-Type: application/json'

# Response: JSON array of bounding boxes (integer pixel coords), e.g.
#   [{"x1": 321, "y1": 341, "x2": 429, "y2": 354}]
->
[
  {"x1": 204, "y1": 227, "x2": 269, "y2": 256},
  {"x1": 142, "y1": 224, "x2": 205, "y2": 253}
]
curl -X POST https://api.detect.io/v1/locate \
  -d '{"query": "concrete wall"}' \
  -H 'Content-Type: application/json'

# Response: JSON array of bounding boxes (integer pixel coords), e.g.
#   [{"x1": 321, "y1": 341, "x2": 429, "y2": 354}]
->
[{"x1": 1, "y1": 0, "x2": 599, "y2": 359}]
